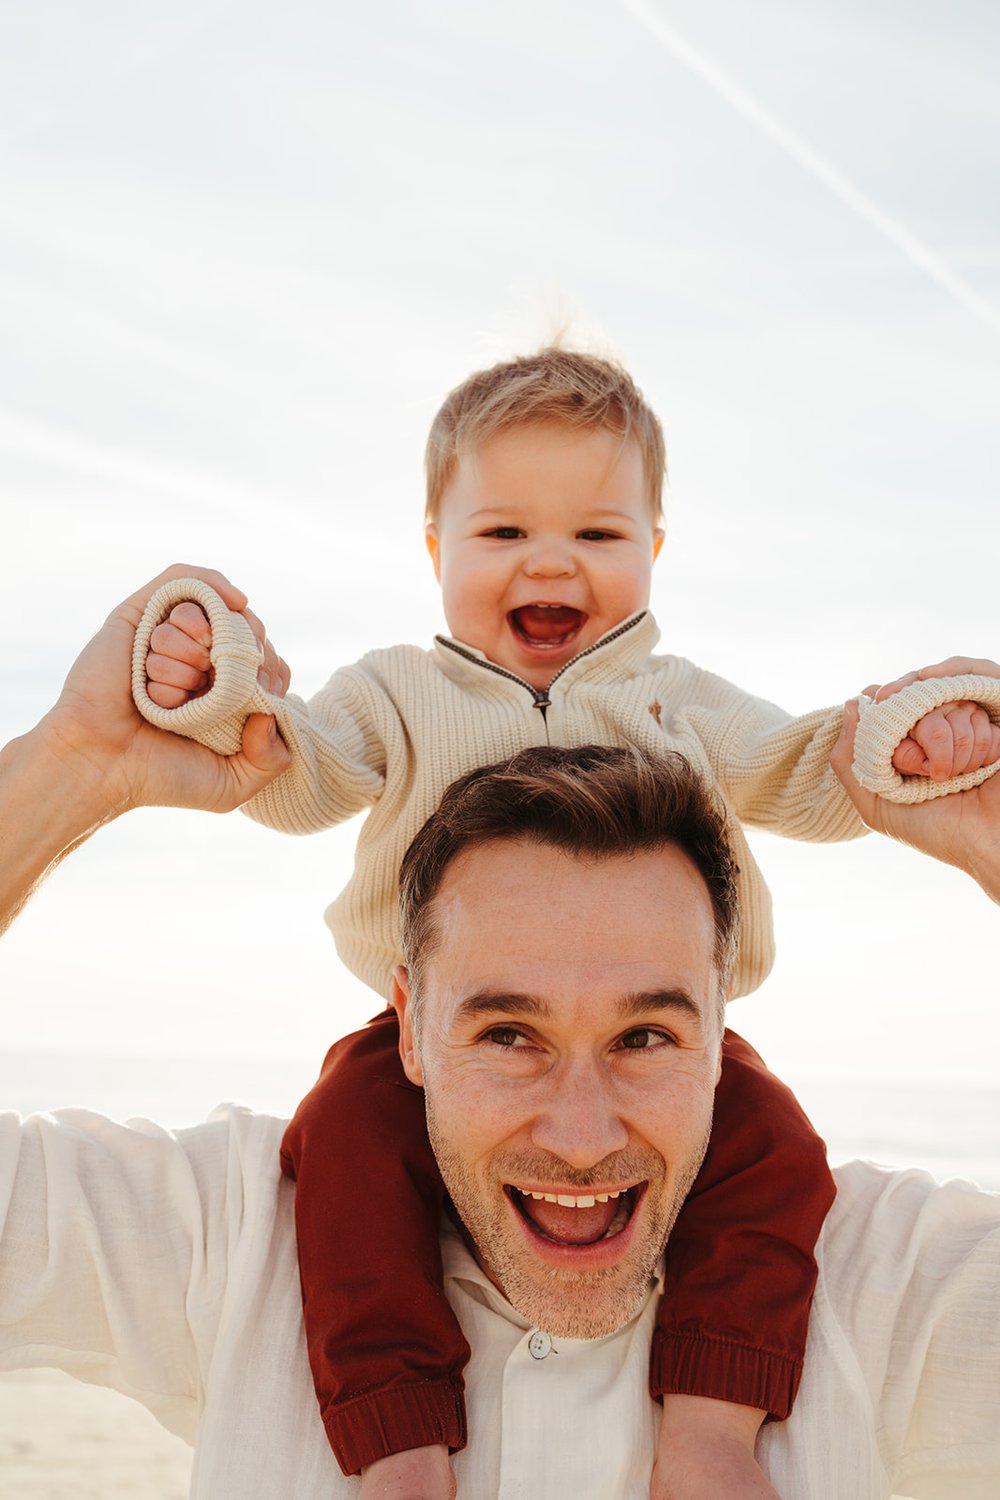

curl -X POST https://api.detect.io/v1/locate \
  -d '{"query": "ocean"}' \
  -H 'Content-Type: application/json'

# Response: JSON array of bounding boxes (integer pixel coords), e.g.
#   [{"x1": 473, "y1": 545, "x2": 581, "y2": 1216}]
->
[{"x1": 5, "y1": 1050, "x2": 999, "y2": 1191}]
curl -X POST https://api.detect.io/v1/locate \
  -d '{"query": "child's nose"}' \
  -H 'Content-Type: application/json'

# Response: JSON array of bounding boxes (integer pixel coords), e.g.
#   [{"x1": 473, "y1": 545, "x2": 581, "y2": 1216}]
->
[{"x1": 524, "y1": 540, "x2": 576, "y2": 578}]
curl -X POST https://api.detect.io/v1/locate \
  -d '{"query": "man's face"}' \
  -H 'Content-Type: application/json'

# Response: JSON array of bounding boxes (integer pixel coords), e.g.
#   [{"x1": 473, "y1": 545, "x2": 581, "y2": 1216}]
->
[
  {"x1": 393, "y1": 838, "x2": 722, "y2": 1339},
  {"x1": 425, "y1": 421, "x2": 663, "y2": 692}
]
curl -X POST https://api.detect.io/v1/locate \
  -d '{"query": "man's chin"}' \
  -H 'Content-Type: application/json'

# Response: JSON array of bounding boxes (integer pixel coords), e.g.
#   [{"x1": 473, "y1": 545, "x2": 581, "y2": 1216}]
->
[
  {"x1": 478, "y1": 1197, "x2": 663, "y2": 1337},
  {"x1": 486, "y1": 1252, "x2": 658, "y2": 1340}
]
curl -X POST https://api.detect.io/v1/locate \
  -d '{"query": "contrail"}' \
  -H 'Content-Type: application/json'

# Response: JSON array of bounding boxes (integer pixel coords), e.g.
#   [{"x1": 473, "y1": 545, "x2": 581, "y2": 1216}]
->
[{"x1": 618, "y1": 0, "x2": 1000, "y2": 336}]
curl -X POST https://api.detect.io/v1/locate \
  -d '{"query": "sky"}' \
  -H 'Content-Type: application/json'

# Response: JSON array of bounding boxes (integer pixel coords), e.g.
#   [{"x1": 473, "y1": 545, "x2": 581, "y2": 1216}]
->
[{"x1": 1, "y1": 0, "x2": 999, "y2": 1123}]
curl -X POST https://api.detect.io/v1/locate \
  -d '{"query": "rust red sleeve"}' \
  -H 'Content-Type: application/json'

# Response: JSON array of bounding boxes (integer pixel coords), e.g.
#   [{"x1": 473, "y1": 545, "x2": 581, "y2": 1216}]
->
[
  {"x1": 650, "y1": 1029, "x2": 836, "y2": 1419},
  {"x1": 284, "y1": 1019, "x2": 833, "y2": 1473},
  {"x1": 280, "y1": 1010, "x2": 469, "y2": 1476}
]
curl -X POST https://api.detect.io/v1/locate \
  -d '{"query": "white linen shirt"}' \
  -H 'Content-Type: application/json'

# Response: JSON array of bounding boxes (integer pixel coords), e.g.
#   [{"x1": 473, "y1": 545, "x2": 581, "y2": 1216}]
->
[{"x1": 0, "y1": 1103, "x2": 998, "y2": 1499}]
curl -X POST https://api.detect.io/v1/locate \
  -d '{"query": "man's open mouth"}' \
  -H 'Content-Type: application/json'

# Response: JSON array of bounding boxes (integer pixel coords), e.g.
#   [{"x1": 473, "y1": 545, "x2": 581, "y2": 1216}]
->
[
  {"x1": 506, "y1": 1183, "x2": 642, "y2": 1246},
  {"x1": 508, "y1": 604, "x2": 587, "y2": 651}
]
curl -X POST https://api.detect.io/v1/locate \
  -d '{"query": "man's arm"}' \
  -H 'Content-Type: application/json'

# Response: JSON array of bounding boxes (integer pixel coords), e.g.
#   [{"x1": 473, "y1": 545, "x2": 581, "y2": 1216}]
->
[{"x1": 0, "y1": 566, "x2": 290, "y2": 935}]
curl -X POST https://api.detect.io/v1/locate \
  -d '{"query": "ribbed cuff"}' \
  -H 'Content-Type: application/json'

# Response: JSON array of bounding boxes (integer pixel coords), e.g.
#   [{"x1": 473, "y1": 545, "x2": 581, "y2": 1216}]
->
[
  {"x1": 323, "y1": 1378, "x2": 467, "y2": 1475},
  {"x1": 650, "y1": 1330, "x2": 802, "y2": 1420}
]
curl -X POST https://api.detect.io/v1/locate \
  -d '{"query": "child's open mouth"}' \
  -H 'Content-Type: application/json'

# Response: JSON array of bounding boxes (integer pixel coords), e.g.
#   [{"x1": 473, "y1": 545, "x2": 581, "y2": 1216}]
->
[
  {"x1": 508, "y1": 605, "x2": 587, "y2": 651},
  {"x1": 506, "y1": 1183, "x2": 641, "y2": 1245}
]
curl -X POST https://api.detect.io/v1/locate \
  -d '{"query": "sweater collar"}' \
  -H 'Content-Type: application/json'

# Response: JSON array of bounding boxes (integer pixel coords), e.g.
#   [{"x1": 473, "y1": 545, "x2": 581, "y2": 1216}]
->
[{"x1": 433, "y1": 610, "x2": 661, "y2": 693}]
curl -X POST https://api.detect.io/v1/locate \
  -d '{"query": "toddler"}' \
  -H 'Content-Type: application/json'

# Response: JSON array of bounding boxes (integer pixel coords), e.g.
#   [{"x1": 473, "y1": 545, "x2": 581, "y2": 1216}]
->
[{"x1": 135, "y1": 347, "x2": 1000, "y2": 1500}]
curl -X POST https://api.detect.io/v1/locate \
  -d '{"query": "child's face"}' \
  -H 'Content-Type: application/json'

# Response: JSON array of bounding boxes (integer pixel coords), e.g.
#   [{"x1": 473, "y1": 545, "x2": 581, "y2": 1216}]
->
[{"x1": 427, "y1": 421, "x2": 663, "y2": 691}]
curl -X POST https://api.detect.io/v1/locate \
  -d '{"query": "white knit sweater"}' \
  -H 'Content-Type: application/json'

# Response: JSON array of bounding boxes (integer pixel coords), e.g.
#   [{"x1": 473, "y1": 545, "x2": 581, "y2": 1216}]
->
[{"x1": 131, "y1": 585, "x2": 1000, "y2": 999}]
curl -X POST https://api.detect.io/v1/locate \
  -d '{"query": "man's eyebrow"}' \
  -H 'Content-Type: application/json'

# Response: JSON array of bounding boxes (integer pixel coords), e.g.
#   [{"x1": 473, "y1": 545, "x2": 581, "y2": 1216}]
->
[
  {"x1": 617, "y1": 990, "x2": 705, "y2": 1025},
  {"x1": 455, "y1": 990, "x2": 551, "y2": 1023},
  {"x1": 454, "y1": 989, "x2": 704, "y2": 1026}
]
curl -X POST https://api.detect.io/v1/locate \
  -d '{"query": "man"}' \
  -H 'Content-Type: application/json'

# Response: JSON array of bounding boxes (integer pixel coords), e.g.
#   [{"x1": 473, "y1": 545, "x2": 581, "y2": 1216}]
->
[{"x1": 1, "y1": 569, "x2": 999, "y2": 1499}]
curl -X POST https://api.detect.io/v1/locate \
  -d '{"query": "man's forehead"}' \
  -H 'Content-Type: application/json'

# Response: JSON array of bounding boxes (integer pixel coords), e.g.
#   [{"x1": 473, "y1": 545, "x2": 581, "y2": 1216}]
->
[{"x1": 423, "y1": 837, "x2": 719, "y2": 1017}]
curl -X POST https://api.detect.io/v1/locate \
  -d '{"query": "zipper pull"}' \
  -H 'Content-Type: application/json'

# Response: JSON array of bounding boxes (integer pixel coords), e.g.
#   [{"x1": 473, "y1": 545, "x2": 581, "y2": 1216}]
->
[{"x1": 532, "y1": 690, "x2": 550, "y2": 711}]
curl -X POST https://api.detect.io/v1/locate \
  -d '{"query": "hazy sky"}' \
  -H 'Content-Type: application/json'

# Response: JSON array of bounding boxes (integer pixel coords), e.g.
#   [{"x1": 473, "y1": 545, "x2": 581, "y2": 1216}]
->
[{"x1": 2, "y1": 0, "x2": 999, "y2": 1116}]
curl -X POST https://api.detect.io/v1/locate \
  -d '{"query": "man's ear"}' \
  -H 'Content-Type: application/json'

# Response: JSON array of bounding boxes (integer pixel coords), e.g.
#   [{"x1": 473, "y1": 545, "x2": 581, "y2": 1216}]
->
[
  {"x1": 651, "y1": 528, "x2": 665, "y2": 563},
  {"x1": 391, "y1": 964, "x2": 424, "y2": 1086},
  {"x1": 425, "y1": 525, "x2": 442, "y2": 582}
]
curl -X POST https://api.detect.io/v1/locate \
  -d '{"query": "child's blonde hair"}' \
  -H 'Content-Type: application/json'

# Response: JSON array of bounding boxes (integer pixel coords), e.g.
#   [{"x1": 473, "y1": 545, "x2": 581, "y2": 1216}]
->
[{"x1": 425, "y1": 346, "x2": 666, "y2": 524}]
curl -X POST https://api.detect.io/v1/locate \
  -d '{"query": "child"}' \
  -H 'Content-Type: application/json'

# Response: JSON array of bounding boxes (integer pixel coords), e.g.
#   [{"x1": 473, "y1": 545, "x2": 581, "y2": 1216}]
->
[{"x1": 134, "y1": 347, "x2": 1000, "y2": 1500}]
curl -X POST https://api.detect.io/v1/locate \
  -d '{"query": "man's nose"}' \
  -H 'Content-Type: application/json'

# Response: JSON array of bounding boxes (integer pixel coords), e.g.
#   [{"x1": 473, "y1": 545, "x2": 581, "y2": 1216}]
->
[{"x1": 529, "y1": 1059, "x2": 629, "y2": 1169}]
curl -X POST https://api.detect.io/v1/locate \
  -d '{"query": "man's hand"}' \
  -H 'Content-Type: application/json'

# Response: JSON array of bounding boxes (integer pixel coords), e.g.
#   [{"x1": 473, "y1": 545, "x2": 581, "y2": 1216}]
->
[
  {"x1": 834, "y1": 694, "x2": 1000, "y2": 905},
  {"x1": 0, "y1": 565, "x2": 293, "y2": 935},
  {"x1": 51, "y1": 565, "x2": 292, "y2": 817},
  {"x1": 145, "y1": 597, "x2": 289, "y2": 710}
]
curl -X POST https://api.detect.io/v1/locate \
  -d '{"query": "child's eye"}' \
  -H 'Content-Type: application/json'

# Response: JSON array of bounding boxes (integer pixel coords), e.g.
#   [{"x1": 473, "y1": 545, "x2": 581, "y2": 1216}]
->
[
  {"x1": 481, "y1": 527, "x2": 523, "y2": 540},
  {"x1": 577, "y1": 529, "x2": 620, "y2": 542},
  {"x1": 618, "y1": 1027, "x2": 673, "y2": 1051}
]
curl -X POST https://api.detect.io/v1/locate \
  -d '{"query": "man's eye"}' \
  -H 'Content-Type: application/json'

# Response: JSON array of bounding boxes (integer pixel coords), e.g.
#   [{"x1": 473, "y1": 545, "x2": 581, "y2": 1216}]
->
[
  {"x1": 483, "y1": 1025, "x2": 526, "y2": 1049},
  {"x1": 619, "y1": 1027, "x2": 672, "y2": 1051},
  {"x1": 482, "y1": 527, "x2": 522, "y2": 540}
]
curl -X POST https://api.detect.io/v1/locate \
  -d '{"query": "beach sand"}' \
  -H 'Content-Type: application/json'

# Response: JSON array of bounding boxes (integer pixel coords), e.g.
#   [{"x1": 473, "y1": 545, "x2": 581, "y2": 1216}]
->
[
  {"x1": 0, "y1": 1369, "x2": 191, "y2": 1498},
  {"x1": 0, "y1": 1367, "x2": 920, "y2": 1498}
]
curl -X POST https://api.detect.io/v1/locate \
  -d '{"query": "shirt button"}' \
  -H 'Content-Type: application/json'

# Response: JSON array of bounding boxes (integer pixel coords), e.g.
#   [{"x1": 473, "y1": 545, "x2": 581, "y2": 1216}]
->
[{"x1": 527, "y1": 1329, "x2": 553, "y2": 1360}]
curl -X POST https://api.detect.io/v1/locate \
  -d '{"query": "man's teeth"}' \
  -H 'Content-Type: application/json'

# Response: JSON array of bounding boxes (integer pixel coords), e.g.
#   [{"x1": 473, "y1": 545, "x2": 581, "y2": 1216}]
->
[{"x1": 517, "y1": 1188, "x2": 624, "y2": 1208}]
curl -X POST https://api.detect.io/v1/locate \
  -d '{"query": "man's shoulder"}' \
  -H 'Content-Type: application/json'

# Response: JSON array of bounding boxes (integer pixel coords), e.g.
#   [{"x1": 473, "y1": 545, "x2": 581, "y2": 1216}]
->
[
  {"x1": 823, "y1": 1158, "x2": 1000, "y2": 1283},
  {"x1": 11, "y1": 1101, "x2": 288, "y2": 1174}
]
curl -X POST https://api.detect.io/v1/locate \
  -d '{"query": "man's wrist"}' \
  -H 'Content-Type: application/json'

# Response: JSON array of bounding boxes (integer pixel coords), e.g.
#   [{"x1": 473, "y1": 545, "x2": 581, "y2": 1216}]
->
[{"x1": 964, "y1": 834, "x2": 1000, "y2": 906}]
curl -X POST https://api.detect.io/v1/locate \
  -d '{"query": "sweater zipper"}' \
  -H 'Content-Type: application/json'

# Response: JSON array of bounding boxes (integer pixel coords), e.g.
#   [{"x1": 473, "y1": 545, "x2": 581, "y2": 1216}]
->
[{"x1": 436, "y1": 612, "x2": 647, "y2": 717}]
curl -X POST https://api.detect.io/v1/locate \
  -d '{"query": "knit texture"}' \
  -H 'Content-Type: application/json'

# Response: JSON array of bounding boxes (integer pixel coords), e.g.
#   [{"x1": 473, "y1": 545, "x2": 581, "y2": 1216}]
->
[
  {"x1": 132, "y1": 576, "x2": 269, "y2": 754},
  {"x1": 854, "y1": 677, "x2": 1000, "y2": 802},
  {"x1": 130, "y1": 579, "x2": 1000, "y2": 1000}
]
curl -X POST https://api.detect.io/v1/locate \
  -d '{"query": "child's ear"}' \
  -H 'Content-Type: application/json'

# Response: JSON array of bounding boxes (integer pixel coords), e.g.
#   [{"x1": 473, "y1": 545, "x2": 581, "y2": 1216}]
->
[
  {"x1": 391, "y1": 965, "x2": 424, "y2": 1085},
  {"x1": 652, "y1": 528, "x2": 665, "y2": 562},
  {"x1": 425, "y1": 525, "x2": 442, "y2": 582}
]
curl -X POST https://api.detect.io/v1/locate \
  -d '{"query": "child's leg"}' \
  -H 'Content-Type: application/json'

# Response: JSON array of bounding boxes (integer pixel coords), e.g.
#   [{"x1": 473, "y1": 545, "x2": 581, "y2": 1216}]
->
[
  {"x1": 280, "y1": 1011, "x2": 469, "y2": 1476},
  {"x1": 651, "y1": 1029, "x2": 836, "y2": 1417}
]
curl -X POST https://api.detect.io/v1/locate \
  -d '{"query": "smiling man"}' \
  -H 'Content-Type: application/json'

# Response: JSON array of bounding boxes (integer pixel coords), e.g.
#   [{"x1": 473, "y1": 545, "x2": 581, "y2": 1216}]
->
[
  {"x1": 392, "y1": 748, "x2": 730, "y2": 1350},
  {"x1": 1, "y1": 572, "x2": 1000, "y2": 1499}
]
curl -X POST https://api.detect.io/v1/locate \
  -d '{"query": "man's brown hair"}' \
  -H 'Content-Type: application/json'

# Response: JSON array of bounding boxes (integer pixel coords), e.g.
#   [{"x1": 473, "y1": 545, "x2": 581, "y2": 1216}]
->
[
  {"x1": 424, "y1": 347, "x2": 666, "y2": 523},
  {"x1": 398, "y1": 744, "x2": 738, "y2": 1024}
]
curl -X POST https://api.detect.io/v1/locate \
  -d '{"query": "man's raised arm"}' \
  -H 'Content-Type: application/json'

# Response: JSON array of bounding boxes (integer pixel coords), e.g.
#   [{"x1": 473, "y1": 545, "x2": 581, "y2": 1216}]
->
[{"x1": 0, "y1": 566, "x2": 290, "y2": 935}]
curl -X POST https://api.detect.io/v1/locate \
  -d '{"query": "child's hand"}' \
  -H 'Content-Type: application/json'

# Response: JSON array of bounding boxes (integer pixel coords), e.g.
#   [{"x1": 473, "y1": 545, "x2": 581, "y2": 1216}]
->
[
  {"x1": 873, "y1": 656, "x2": 1000, "y2": 783},
  {"x1": 651, "y1": 1396, "x2": 778, "y2": 1500},
  {"x1": 359, "y1": 1444, "x2": 456, "y2": 1499},
  {"x1": 891, "y1": 700, "x2": 1000, "y2": 780},
  {"x1": 145, "y1": 598, "x2": 290, "y2": 709}
]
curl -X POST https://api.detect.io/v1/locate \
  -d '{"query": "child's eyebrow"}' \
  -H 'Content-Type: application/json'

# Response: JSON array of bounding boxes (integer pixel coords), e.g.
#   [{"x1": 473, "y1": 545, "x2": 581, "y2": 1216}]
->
[{"x1": 466, "y1": 506, "x2": 639, "y2": 522}]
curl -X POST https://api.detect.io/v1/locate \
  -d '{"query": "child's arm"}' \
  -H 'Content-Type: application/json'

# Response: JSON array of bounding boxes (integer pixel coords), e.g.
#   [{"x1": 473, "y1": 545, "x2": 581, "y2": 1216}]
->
[
  {"x1": 649, "y1": 1031, "x2": 834, "y2": 1500},
  {"x1": 280, "y1": 1011, "x2": 467, "y2": 1487},
  {"x1": 688, "y1": 660, "x2": 1000, "y2": 846}
]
